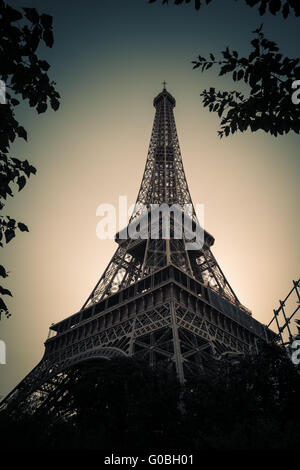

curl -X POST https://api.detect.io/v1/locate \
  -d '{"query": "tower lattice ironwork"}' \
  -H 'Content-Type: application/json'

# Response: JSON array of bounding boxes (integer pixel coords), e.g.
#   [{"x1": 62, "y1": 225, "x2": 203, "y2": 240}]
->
[{"x1": 1, "y1": 86, "x2": 276, "y2": 414}]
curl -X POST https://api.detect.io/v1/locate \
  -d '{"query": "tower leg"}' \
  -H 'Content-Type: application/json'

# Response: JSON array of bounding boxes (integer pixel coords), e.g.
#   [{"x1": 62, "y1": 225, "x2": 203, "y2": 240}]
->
[{"x1": 170, "y1": 301, "x2": 184, "y2": 384}]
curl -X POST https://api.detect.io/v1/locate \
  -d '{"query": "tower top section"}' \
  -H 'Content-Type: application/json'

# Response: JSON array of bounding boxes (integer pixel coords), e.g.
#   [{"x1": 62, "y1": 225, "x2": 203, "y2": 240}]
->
[
  {"x1": 81, "y1": 87, "x2": 243, "y2": 311},
  {"x1": 153, "y1": 83, "x2": 176, "y2": 109}
]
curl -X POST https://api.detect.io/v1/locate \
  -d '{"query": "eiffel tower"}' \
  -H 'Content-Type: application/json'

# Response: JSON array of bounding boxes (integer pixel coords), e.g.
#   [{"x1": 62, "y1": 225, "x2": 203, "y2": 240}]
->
[{"x1": 1, "y1": 85, "x2": 275, "y2": 413}]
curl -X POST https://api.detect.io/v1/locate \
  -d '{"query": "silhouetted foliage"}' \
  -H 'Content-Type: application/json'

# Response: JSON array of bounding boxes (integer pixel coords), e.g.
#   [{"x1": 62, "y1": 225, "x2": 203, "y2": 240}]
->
[
  {"x1": 150, "y1": 2, "x2": 300, "y2": 138},
  {"x1": 0, "y1": 1, "x2": 60, "y2": 319},
  {"x1": 0, "y1": 358, "x2": 184, "y2": 450},
  {"x1": 149, "y1": 0, "x2": 300, "y2": 17},
  {"x1": 1, "y1": 345, "x2": 299, "y2": 450},
  {"x1": 192, "y1": 27, "x2": 300, "y2": 137},
  {"x1": 183, "y1": 342, "x2": 300, "y2": 449}
]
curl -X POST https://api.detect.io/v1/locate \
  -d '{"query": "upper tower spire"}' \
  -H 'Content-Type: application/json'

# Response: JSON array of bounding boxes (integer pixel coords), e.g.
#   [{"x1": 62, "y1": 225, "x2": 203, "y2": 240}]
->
[{"x1": 131, "y1": 84, "x2": 192, "y2": 220}]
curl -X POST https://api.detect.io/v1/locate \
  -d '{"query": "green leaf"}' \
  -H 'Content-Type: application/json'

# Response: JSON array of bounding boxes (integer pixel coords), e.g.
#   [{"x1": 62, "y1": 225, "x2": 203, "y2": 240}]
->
[
  {"x1": 51, "y1": 98, "x2": 60, "y2": 111},
  {"x1": 259, "y1": 2, "x2": 267, "y2": 15},
  {"x1": 5, "y1": 229, "x2": 15, "y2": 244},
  {"x1": 0, "y1": 297, "x2": 8, "y2": 314},
  {"x1": 237, "y1": 69, "x2": 244, "y2": 81},
  {"x1": 0, "y1": 286, "x2": 12, "y2": 297},
  {"x1": 17, "y1": 175, "x2": 26, "y2": 191},
  {"x1": 17, "y1": 126, "x2": 27, "y2": 141},
  {"x1": 195, "y1": 0, "x2": 201, "y2": 10},
  {"x1": 0, "y1": 266, "x2": 8, "y2": 279},
  {"x1": 4, "y1": 5, "x2": 23, "y2": 22},
  {"x1": 39, "y1": 60, "x2": 50, "y2": 72},
  {"x1": 18, "y1": 222, "x2": 29, "y2": 232},
  {"x1": 269, "y1": 0, "x2": 281, "y2": 15},
  {"x1": 282, "y1": 3, "x2": 289, "y2": 19},
  {"x1": 43, "y1": 29, "x2": 54, "y2": 48},
  {"x1": 22, "y1": 7, "x2": 40, "y2": 24},
  {"x1": 30, "y1": 165, "x2": 37, "y2": 175},
  {"x1": 37, "y1": 102, "x2": 47, "y2": 114},
  {"x1": 40, "y1": 14, "x2": 53, "y2": 29}
]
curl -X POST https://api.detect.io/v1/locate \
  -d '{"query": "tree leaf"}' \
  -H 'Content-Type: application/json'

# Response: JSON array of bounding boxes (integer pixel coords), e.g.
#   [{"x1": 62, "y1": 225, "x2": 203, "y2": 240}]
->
[
  {"x1": 5, "y1": 229, "x2": 15, "y2": 244},
  {"x1": 43, "y1": 29, "x2": 54, "y2": 48},
  {"x1": 237, "y1": 69, "x2": 244, "y2": 81},
  {"x1": 17, "y1": 175, "x2": 26, "y2": 191},
  {"x1": 40, "y1": 14, "x2": 53, "y2": 29},
  {"x1": 22, "y1": 7, "x2": 40, "y2": 24},
  {"x1": 282, "y1": 2, "x2": 289, "y2": 19},
  {"x1": 4, "y1": 5, "x2": 23, "y2": 22},
  {"x1": 37, "y1": 102, "x2": 47, "y2": 114},
  {"x1": 0, "y1": 266, "x2": 8, "y2": 278},
  {"x1": 0, "y1": 286, "x2": 13, "y2": 297},
  {"x1": 51, "y1": 98, "x2": 60, "y2": 111},
  {"x1": 0, "y1": 297, "x2": 8, "y2": 313},
  {"x1": 18, "y1": 222, "x2": 29, "y2": 232},
  {"x1": 17, "y1": 126, "x2": 27, "y2": 141},
  {"x1": 39, "y1": 60, "x2": 50, "y2": 72}
]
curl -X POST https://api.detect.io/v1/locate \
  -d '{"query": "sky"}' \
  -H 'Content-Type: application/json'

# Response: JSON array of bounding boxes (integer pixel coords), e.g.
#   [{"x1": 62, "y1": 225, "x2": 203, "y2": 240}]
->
[{"x1": 0, "y1": 0, "x2": 299, "y2": 396}]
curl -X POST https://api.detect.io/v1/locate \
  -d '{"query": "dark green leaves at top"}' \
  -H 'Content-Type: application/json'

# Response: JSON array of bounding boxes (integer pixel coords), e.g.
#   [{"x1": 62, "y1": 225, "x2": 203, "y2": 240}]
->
[
  {"x1": 149, "y1": 0, "x2": 215, "y2": 10},
  {"x1": 22, "y1": 7, "x2": 40, "y2": 24},
  {"x1": 148, "y1": 0, "x2": 300, "y2": 17},
  {"x1": 3, "y1": 4, "x2": 23, "y2": 22},
  {"x1": 192, "y1": 29, "x2": 300, "y2": 137},
  {"x1": 0, "y1": 1, "x2": 60, "y2": 206},
  {"x1": 43, "y1": 29, "x2": 54, "y2": 48},
  {"x1": 40, "y1": 13, "x2": 53, "y2": 29},
  {"x1": 282, "y1": 2, "x2": 290, "y2": 18},
  {"x1": 0, "y1": 1, "x2": 60, "y2": 137}
]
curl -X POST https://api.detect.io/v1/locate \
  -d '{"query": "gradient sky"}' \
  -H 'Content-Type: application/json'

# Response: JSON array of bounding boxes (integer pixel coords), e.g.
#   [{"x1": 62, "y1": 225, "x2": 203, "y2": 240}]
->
[{"x1": 1, "y1": 0, "x2": 299, "y2": 396}]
